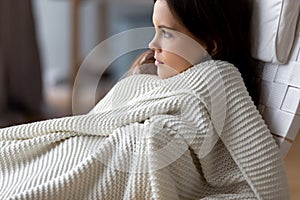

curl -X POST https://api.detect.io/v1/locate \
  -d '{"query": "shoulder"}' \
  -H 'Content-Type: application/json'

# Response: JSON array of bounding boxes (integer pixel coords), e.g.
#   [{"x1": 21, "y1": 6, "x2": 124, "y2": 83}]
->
[
  {"x1": 193, "y1": 60, "x2": 241, "y2": 80},
  {"x1": 167, "y1": 60, "x2": 246, "y2": 96}
]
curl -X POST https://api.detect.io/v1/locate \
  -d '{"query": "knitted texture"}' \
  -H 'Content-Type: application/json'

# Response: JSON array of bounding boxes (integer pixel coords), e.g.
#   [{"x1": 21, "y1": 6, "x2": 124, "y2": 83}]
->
[{"x1": 0, "y1": 60, "x2": 289, "y2": 199}]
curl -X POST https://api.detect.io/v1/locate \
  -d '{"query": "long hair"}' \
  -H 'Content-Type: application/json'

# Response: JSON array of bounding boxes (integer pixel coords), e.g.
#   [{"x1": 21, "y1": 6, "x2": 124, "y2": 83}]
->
[{"x1": 152, "y1": 0, "x2": 258, "y2": 105}]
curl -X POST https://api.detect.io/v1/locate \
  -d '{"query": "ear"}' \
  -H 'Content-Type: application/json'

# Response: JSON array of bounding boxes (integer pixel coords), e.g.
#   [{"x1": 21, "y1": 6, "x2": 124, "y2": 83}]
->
[
  {"x1": 209, "y1": 40, "x2": 219, "y2": 57},
  {"x1": 200, "y1": 39, "x2": 219, "y2": 57}
]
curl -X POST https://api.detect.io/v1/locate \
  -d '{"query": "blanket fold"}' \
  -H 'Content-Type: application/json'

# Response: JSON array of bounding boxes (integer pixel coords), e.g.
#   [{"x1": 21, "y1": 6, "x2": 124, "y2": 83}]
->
[{"x1": 0, "y1": 60, "x2": 289, "y2": 199}]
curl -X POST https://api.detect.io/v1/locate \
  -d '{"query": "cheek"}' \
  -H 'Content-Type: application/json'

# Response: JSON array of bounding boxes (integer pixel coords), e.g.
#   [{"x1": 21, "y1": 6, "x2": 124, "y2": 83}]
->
[
  {"x1": 162, "y1": 35, "x2": 208, "y2": 67},
  {"x1": 162, "y1": 51, "x2": 192, "y2": 72}
]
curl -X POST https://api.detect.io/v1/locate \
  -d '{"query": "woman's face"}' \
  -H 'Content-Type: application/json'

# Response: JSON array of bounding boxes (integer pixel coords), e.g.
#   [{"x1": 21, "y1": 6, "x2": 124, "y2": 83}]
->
[{"x1": 149, "y1": 0, "x2": 208, "y2": 79}]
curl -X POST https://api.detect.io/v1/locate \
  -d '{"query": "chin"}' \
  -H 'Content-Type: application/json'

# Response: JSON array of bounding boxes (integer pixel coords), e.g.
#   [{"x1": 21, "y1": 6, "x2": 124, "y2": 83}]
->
[{"x1": 157, "y1": 69, "x2": 179, "y2": 79}]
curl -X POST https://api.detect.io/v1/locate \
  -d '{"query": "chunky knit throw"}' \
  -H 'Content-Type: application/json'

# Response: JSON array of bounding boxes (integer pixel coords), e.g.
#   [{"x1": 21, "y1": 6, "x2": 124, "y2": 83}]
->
[{"x1": 0, "y1": 60, "x2": 289, "y2": 199}]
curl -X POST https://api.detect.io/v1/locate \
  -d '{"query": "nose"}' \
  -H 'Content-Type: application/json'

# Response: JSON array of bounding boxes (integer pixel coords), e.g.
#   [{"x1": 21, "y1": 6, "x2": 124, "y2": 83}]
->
[{"x1": 148, "y1": 35, "x2": 161, "y2": 53}]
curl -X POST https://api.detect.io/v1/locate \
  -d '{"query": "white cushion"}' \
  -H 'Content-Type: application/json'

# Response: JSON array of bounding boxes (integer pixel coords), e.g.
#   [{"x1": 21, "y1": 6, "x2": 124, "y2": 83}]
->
[{"x1": 251, "y1": 0, "x2": 300, "y2": 64}]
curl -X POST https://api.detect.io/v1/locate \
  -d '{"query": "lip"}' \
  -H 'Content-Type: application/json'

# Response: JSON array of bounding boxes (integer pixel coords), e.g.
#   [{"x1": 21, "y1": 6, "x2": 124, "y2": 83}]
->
[
  {"x1": 154, "y1": 58, "x2": 164, "y2": 66},
  {"x1": 155, "y1": 60, "x2": 164, "y2": 66}
]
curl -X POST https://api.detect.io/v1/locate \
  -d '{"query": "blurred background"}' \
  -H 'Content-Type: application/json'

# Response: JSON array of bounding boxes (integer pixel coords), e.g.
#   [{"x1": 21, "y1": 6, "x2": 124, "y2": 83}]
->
[
  {"x1": 0, "y1": 0, "x2": 298, "y2": 198},
  {"x1": 0, "y1": 0, "x2": 153, "y2": 127}
]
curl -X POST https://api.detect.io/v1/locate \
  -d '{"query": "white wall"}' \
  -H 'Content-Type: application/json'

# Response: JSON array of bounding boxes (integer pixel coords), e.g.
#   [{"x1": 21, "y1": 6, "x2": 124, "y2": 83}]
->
[
  {"x1": 32, "y1": 0, "x2": 152, "y2": 88},
  {"x1": 33, "y1": 0, "x2": 71, "y2": 87},
  {"x1": 32, "y1": 0, "x2": 101, "y2": 88}
]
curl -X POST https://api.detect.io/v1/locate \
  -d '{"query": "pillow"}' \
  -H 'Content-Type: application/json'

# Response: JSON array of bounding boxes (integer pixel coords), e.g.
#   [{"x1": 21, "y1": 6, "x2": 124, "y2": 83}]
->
[{"x1": 251, "y1": 0, "x2": 300, "y2": 64}]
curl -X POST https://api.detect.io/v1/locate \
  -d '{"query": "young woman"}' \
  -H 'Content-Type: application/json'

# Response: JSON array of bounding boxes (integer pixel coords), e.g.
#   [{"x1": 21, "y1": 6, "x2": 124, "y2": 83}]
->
[
  {"x1": 0, "y1": 0, "x2": 289, "y2": 199},
  {"x1": 130, "y1": 0, "x2": 259, "y2": 104}
]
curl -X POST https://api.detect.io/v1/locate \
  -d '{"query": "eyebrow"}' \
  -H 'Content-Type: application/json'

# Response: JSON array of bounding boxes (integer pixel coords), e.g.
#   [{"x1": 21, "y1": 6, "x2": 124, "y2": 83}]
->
[{"x1": 157, "y1": 25, "x2": 177, "y2": 31}]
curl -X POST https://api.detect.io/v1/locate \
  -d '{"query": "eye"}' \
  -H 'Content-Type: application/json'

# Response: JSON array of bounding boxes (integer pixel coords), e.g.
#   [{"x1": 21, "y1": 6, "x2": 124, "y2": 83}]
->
[{"x1": 161, "y1": 29, "x2": 172, "y2": 38}]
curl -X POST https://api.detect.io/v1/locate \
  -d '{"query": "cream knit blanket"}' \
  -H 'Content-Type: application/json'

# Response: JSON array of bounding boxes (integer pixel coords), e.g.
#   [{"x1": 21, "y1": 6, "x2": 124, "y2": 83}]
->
[{"x1": 0, "y1": 60, "x2": 289, "y2": 199}]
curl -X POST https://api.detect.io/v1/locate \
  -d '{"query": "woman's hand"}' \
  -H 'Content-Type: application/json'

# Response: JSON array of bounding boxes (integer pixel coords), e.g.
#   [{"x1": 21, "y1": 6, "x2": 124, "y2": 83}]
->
[{"x1": 128, "y1": 50, "x2": 157, "y2": 76}]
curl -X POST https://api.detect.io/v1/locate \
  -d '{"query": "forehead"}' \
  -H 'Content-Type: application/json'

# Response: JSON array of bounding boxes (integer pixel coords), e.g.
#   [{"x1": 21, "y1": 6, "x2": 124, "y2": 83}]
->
[{"x1": 152, "y1": 0, "x2": 179, "y2": 28}]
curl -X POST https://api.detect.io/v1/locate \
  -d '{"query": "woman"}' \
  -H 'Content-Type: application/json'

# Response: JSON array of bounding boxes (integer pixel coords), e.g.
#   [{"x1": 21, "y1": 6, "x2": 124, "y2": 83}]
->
[
  {"x1": 0, "y1": 0, "x2": 289, "y2": 199},
  {"x1": 131, "y1": 0, "x2": 258, "y2": 104}
]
